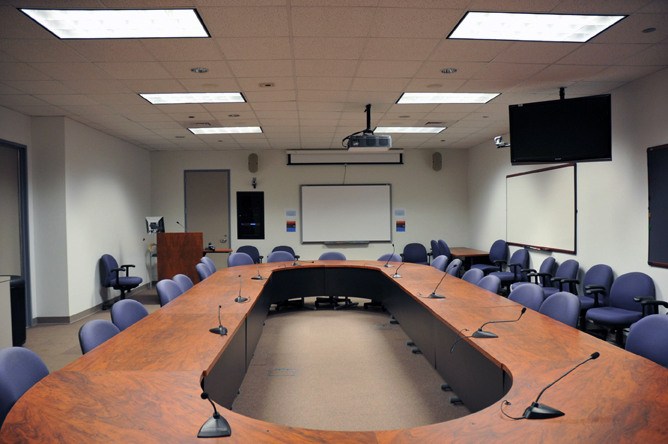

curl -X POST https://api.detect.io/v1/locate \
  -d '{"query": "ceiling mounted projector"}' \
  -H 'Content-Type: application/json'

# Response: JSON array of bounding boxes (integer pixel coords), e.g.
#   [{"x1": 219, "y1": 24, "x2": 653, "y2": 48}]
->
[{"x1": 343, "y1": 104, "x2": 392, "y2": 151}]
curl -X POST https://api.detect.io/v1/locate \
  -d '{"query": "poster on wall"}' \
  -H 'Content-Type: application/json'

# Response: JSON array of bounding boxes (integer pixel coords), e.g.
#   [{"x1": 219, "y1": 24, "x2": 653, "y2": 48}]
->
[
  {"x1": 396, "y1": 221, "x2": 405, "y2": 232},
  {"x1": 287, "y1": 221, "x2": 296, "y2": 232}
]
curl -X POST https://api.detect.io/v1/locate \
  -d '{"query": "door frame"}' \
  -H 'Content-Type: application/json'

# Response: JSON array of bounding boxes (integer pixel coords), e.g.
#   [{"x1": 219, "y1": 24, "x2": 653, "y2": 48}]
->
[
  {"x1": 183, "y1": 169, "x2": 232, "y2": 250},
  {"x1": 0, "y1": 138, "x2": 32, "y2": 326}
]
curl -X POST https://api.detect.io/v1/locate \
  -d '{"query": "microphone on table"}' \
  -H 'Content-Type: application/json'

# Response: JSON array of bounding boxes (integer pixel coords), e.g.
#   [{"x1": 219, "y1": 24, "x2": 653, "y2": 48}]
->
[
  {"x1": 384, "y1": 244, "x2": 395, "y2": 268},
  {"x1": 198, "y1": 391, "x2": 231, "y2": 437},
  {"x1": 501, "y1": 352, "x2": 601, "y2": 420},
  {"x1": 251, "y1": 262, "x2": 264, "y2": 280},
  {"x1": 209, "y1": 305, "x2": 228, "y2": 336},
  {"x1": 176, "y1": 221, "x2": 187, "y2": 232},
  {"x1": 393, "y1": 263, "x2": 405, "y2": 278},
  {"x1": 472, "y1": 307, "x2": 526, "y2": 338},
  {"x1": 428, "y1": 271, "x2": 448, "y2": 299},
  {"x1": 234, "y1": 274, "x2": 248, "y2": 303}
]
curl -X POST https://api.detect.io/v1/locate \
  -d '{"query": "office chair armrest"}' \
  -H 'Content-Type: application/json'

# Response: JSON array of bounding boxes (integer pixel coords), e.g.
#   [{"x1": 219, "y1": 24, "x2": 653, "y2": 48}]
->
[
  {"x1": 585, "y1": 286, "x2": 607, "y2": 307},
  {"x1": 400, "y1": 253, "x2": 405, "y2": 261},
  {"x1": 120, "y1": 264, "x2": 136, "y2": 275},
  {"x1": 637, "y1": 300, "x2": 668, "y2": 308},
  {"x1": 294, "y1": 255, "x2": 300, "y2": 260},
  {"x1": 258, "y1": 255, "x2": 264, "y2": 263},
  {"x1": 561, "y1": 278, "x2": 580, "y2": 285},
  {"x1": 550, "y1": 276, "x2": 569, "y2": 291},
  {"x1": 508, "y1": 262, "x2": 522, "y2": 280},
  {"x1": 493, "y1": 260, "x2": 507, "y2": 268},
  {"x1": 634, "y1": 296, "x2": 657, "y2": 316},
  {"x1": 522, "y1": 268, "x2": 537, "y2": 274}
]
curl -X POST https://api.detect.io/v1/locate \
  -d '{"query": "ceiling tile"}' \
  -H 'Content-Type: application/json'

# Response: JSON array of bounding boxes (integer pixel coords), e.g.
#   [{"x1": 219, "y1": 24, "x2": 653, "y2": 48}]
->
[
  {"x1": 0, "y1": 83, "x2": 21, "y2": 94},
  {"x1": 58, "y1": 104, "x2": 115, "y2": 115},
  {"x1": 179, "y1": 78, "x2": 241, "y2": 92},
  {"x1": 403, "y1": 78, "x2": 467, "y2": 91},
  {"x1": 30, "y1": 62, "x2": 112, "y2": 80},
  {"x1": 297, "y1": 102, "x2": 344, "y2": 112},
  {"x1": 0, "y1": 94, "x2": 49, "y2": 107},
  {"x1": 363, "y1": 38, "x2": 440, "y2": 61},
  {"x1": 295, "y1": 90, "x2": 348, "y2": 103},
  {"x1": 293, "y1": 37, "x2": 366, "y2": 60},
  {"x1": 346, "y1": 90, "x2": 401, "y2": 103},
  {"x1": 456, "y1": 79, "x2": 520, "y2": 92},
  {"x1": 217, "y1": 37, "x2": 292, "y2": 60},
  {"x1": 120, "y1": 79, "x2": 188, "y2": 93},
  {"x1": 473, "y1": 63, "x2": 548, "y2": 80},
  {"x1": 415, "y1": 61, "x2": 487, "y2": 79},
  {"x1": 429, "y1": 40, "x2": 513, "y2": 62},
  {"x1": 96, "y1": 62, "x2": 174, "y2": 80},
  {"x1": 0, "y1": 62, "x2": 52, "y2": 80},
  {"x1": 369, "y1": 8, "x2": 462, "y2": 39},
  {"x1": 467, "y1": 0, "x2": 562, "y2": 13},
  {"x1": 3, "y1": 80, "x2": 78, "y2": 94},
  {"x1": 65, "y1": 39, "x2": 158, "y2": 62},
  {"x1": 87, "y1": 93, "x2": 148, "y2": 105},
  {"x1": 34, "y1": 94, "x2": 100, "y2": 106},
  {"x1": 0, "y1": 6, "x2": 54, "y2": 39},
  {"x1": 0, "y1": 39, "x2": 87, "y2": 63},
  {"x1": 200, "y1": 7, "x2": 290, "y2": 37},
  {"x1": 563, "y1": 81, "x2": 627, "y2": 96},
  {"x1": 591, "y1": 13, "x2": 668, "y2": 44},
  {"x1": 141, "y1": 38, "x2": 225, "y2": 62},
  {"x1": 63, "y1": 79, "x2": 134, "y2": 94},
  {"x1": 356, "y1": 60, "x2": 423, "y2": 78},
  {"x1": 551, "y1": 0, "x2": 653, "y2": 15},
  {"x1": 161, "y1": 61, "x2": 234, "y2": 79},
  {"x1": 241, "y1": 89, "x2": 297, "y2": 102},
  {"x1": 557, "y1": 43, "x2": 651, "y2": 65},
  {"x1": 9, "y1": 105, "x2": 69, "y2": 116},
  {"x1": 379, "y1": 0, "x2": 470, "y2": 7},
  {"x1": 296, "y1": 76, "x2": 353, "y2": 91},
  {"x1": 295, "y1": 60, "x2": 358, "y2": 77},
  {"x1": 256, "y1": 110, "x2": 299, "y2": 119},
  {"x1": 618, "y1": 43, "x2": 668, "y2": 65},
  {"x1": 350, "y1": 77, "x2": 410, "y2": 91},
  {"x1": 228, "y1": 60, "x2": 293, "y2": 77},
  {"x1": 291, "y1": 7, "x2": 376, "y2": 38},
  {"x1": 530, "y1": 64, "x2": 607, "y2": 82},
  {"x1": 586, "y1": 64, "x2": 664, "y2": 82},
  {"x1": 494, "y1": 42, "x2": 581, "y2": 64}
]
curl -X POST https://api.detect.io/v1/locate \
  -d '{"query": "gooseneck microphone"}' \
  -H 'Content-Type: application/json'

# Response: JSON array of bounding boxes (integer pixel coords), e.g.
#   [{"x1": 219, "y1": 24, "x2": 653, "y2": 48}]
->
[
  {"x1": 176, "y1": 221, "x2": 187, "y2": 232},
  {"x1": 501, "y1": 352, "x2": 600, "y2": 420},
  {"x1": 472, "y1": 307, "x2": 526, "y2": 338},
  {"x1": 428, "y1": 272, "x2": 448, "y2": 299},
  {"x1": 198, "y1": 391, "x2": 231, "y2": 437},
  {"x1": 251, "y1": 262, "x2": 264, "y2": 280},
  {"x1": 384, "y1": 244, "x2": 395, "y2": 268},
  {"x1": 209, "y1": 305, "x2": 228, "y2": 335},
  {"x1": 393, "y1": 263, "x2": 405, "y2": 278},
  {"x1": 235, "y1": 274, "x2": 248, "y2": 303}
]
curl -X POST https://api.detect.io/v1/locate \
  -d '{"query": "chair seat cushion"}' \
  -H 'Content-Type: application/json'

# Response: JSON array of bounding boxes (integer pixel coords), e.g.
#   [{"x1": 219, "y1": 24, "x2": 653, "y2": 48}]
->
[
  {"x1": 471, "y1": 264, "x2": 500, "y2": 274},
  {"x1": 112, "y1": 276, "x2": 142, "y2": 288},
  {"x1": 490, "y1": 271, "x2": 520, "y2": 285},
  {"x1": 577, "y1": 295, "x2": 596, "y2": 311},
  {"x1": 586, "y1": 307, "x2": 642, "y2": 327},
  {"x1": 543, "y1": 287, "x2": 560, "y2": 298}
]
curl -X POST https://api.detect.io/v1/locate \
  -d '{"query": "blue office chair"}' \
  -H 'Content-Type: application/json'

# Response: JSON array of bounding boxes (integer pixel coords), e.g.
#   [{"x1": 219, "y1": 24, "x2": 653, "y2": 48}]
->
[
  {"x1": 272, "y1": 245, "x2": 299, "y2": 260},
  {"x1": 508, "y1": 283, "x2": 544, "y2": 312},
  {"x1": 78, "y1": 319, "x2": 120, "y2": 354},
  {"x1": 267, "y1": 251, "x2": 294, "y2": 263},
  {"x1": 401, "y1": 243, "x2": 429, "y2": 265},
  {"x1": 539, "y1": 292, "x2": 581, "y2": 328},
  {"x1": 511, "y1": 256, "x2": 556, "y2": 292},
  {"x1": 430, "y1": 240, "x2": 441, "y2": 261},
  {"x1": 201, "y1": 256, "x2": 217, "y2": 275},
  {"x1": 543, "y1": 259, "x2": 579, "y2": 298},
  {"x1": 431, "y1": 255, "x2": 449, "y2": 272},
  {"x1": 237, "y1": 245, "x2": 263, "y2": 264},
  {"x1": 462, "y1": 268, "x2": 484, "y2": 285},
  {"x1": 0, "y1": 347, "x2": 50, "y2": 427},
  {"x1": 172, "y1": 274, "x2": 194, "y2": 293},
  {"x1": 438, "y1": 240, "x2": 452, "y2": 262},
  {"x1": 489, "y1": 249, "x2": 529, "y2": 293},
  {"x1": 586, "y1": 272, "x2": 656, "y2": 345},
  {"x1": 99, "y1": 254, "x2": 142, "y2": 309},
  {"x1": 626, "y1": 314, "x2": 668, "y2": 368},
  {"x1": 471, "y1": 239, "x2": 508, "y2": 275},
  {"x1": 156, "y1": 279, "x2": 184, "y2": 307},
  {"x1": 477, "y1": 275, "x2": 501, "y2": 294},
  {"x1": 110, "y1": 299, "x2": 149, "y2": 332},
  {"x1": 558, "y1": 264, "x2": 614, "y2": 331},
  {"x1": 378, "y1": 253, "x2": 401, "y2": 263},
  {"x1": 445, "y1": 258, "x2": 462, "y2": 277},
  {"x1": 196, "y1": 263, "x2": 212, "y2": 281},
  {"x1": 319, "y1": 252, "x2": 346, "y2": 260},
  {"x1": 228, "y1": 252, "x2": 254, "y2": 267}
]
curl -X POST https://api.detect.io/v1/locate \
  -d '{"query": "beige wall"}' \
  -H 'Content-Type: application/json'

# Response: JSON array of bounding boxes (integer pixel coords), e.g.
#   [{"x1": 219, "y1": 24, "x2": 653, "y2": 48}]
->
[{"x1": 0, "y1": 145, "x2": 20, "y2": 276}]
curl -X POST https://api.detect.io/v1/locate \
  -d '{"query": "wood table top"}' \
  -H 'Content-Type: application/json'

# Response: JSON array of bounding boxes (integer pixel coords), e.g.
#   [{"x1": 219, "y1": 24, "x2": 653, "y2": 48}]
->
[
  {"x1": 449, "y1": 247, "x2": 490, "y2": 257},
  {"x1": 3, "y1": 261, "x2": 668, "y2": 443}
]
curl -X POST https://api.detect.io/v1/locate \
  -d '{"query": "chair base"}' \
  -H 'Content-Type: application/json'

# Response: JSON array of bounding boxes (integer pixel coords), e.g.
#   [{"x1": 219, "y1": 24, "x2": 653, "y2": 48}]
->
[
  {"x1": 364, "y1": 300, "x2": 385, "y2": 310},
  {"x1": 275, "y1": 298, "x2": 316, "y2": 311}
]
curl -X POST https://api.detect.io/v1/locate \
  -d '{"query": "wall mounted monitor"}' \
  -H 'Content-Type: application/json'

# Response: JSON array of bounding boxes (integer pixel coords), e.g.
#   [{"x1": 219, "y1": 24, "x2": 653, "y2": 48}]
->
[
  {"x1": 145, "y1": 216, "x2": 164, "y2": 234},
  {"x1": 509, "y1": 94, "x2": 611, "y2": 165}
]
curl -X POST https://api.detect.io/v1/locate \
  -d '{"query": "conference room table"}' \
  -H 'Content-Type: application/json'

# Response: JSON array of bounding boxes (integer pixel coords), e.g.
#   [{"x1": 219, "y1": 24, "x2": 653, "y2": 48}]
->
[{"x1": 2, "y1": 260, "x2": 668, "y2": 443}]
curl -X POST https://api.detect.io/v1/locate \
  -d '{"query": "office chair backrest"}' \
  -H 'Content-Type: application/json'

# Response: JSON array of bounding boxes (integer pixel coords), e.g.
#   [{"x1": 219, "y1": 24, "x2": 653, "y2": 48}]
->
[
  {"x1": 445, "y1": 258, "x2": 462, "y2": 277},
  {"x1": 99, "y1": 254, "x2": 119, "y2": 288},
  {"x1": 78, "y1": 319, "x2": 120, "y2": 354},
  {"x1": 609, "y1": 272, "x2": 655, "y2": 312},
  {"x1": 172, "y1": 274, "x2": 194, "y2": 293},
  {"x1": 508, "y1": 283, "x2": 544, "y2": 311},
  {"x1": 438, "y1": 240, "x2": 451, "y2": 260},
  {"x1": 626, "y1": 315, "x2": 668, "y2": 368},
  {"x1": 196, "y1": 263, "x2": 212, "y2": 281},
  {"x1": 537, "y1": 257, "x2": 556, "y2": 286},
  {"x1": 111, "y1": 299, "x2": 149, "y2": 332},
  {"x1": 553, "y1": 260, "x2": 579, "y2": 292},
  {"x1": 477, "y1": 275, "x2": 501, "y2": 293},
  {"x1": 431, "y1": 255, "x2": 448, "y2": 272},
  {"x1": 0, "y1": 347, "x2": 50, "y2": 427},
  {"x1": 488, "y1": 239, "x2": 508, "y2": 264},
  {"x1": 156, "y1": 279, "x2": 184, "y2": 307},
  {"x1": 462, "y1": 268, "x2": 484, "y2": 285},
  {"x1": 272, "y1": 245, "x2": 296, "y2": 256},
  {"x1": 237, "y1": 245, "x2": 261, "y2": 264},
  {"x1": 508, "y1": 249, "x2": 530, "y2": 279},
  {"x1": 377, "y1": 253, "x2": 401, "y2": 263},
  {"x1": 267, "y1": 251, "x2": 294, "y2": 263},
  {"x1": 430, "y1": 240, "x2": 441, "y2": 258},
  {"x1": 201, "y1": 256, "x2": 217, "y2": 275},
  {"x1": 319, "y1": 252, "x2": 346, "y2": 260},
  {"x1": 582, "y1": 264, "x2": 614, "y2": 305},
  {"x1": 403, "y1": 243, "x2": 428, "y2": 264},
  {"x1": 228, "y1": 252, "x2": 254, "y2": 267},
  {"x1": 539, "y1": 292, "x2": 580, "y2": 328}
]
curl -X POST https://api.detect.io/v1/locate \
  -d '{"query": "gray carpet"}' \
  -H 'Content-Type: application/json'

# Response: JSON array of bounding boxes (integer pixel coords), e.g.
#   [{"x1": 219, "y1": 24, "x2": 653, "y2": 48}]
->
[{"x1": 231, "y1": 299, "x2": 470, "y2": 432}]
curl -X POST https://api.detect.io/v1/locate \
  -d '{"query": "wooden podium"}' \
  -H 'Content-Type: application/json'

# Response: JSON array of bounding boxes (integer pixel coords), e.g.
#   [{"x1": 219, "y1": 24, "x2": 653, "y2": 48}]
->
[{"x1": 157, "y1": 232, "x2": 203, "y2": 283}]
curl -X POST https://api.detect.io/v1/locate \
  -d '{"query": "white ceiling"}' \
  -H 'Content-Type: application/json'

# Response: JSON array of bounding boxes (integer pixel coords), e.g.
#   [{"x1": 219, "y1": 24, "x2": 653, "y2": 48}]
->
[{"x1": 0, "y1": 0, "x2": 666, "y2": 151}]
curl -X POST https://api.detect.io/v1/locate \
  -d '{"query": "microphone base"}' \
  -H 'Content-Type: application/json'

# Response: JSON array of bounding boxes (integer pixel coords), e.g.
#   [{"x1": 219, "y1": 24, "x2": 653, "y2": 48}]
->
[
  {"x1": 209, "y1": 326, "x2": 228, "y2": 336},
  {"x1": 523, "y1": 402, "x2": 565, "y2": 420},
  {"x1": 384, "y1": 263, "x2": 394, "y2": 268},
  {"x1": 235, "y1": 296, "x2": 249, "y2": 303},
  {"x1": 392, "y1": 273, "x2": 402, "y2": 278},
  {"x1": 291, "y1": 262, "x2": 302, "y2": 267},
  {"x1": 428, "y1": 293, "x2": 445, "y2": 299},
  {"x1": 472, "y1": 330, "x2": 498, "y2": 338},
  {"x1": 251, "y1": 275, "x2": 264, "y2": 280},
  {"x1": 198, "y1": 412, "x2": 231, "y2": 438}
]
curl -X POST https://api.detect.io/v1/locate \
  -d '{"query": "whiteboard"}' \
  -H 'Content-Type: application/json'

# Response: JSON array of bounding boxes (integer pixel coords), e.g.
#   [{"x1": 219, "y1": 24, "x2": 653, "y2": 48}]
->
[
  {"x1": 301, "y1": 184, "x2": 392, "y2": 243},
  {"x1": 506, "y1": 164, "x2": 576, "y2": 253}
]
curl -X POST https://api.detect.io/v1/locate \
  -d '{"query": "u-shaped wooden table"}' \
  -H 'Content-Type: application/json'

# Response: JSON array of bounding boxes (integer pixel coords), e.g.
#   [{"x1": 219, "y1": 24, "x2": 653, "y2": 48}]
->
[{"x1": 2, "y1": 261, "x2": 668, "y2": 443}]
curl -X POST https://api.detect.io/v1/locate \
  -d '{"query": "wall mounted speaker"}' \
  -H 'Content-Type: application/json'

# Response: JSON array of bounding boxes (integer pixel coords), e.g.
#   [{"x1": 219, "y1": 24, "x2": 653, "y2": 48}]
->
[
  {"x1": 432, "y1": 152, "x2": 442, "y2": 171},
  {"x1": 248, "y1": 153, "x2": 259, "y2": 173}
]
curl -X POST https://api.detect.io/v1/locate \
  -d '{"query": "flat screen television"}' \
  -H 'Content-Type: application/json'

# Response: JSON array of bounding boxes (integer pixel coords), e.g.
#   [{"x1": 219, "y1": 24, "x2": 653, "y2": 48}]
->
[
  {"x1": 509, "y1": 94, "x2": 611, "y2": 164},
  {"x1": 145, "y1": 216, "x2": 164, "y2": 234}
]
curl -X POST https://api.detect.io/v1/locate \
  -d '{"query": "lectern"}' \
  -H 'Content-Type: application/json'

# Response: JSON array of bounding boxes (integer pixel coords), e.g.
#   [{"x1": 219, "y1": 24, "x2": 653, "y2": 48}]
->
[{"x1": 157, "y1": 232, "x2": 203, "y2": 283}]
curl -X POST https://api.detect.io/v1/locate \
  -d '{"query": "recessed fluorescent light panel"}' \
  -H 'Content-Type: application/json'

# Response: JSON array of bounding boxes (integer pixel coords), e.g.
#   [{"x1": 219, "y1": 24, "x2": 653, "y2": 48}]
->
[
  {"x1": 140, "y1": 93, "x2": 245, "y2": 105},
  {"x1": 189, "y1": 127, "x2": 263, "y2": 134},
  {"x1": 375, "y1": 127, "x2": 446, "y2": 134},
  {"x1": 19, "y1": 9, "x2": 209, "y2": 39},
  {"x1": 448, "y1": 11, "x2": 626, "y2": 42},
  {"x1": 397, "y1": 92, "x2": 499, "y2": 104}
]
